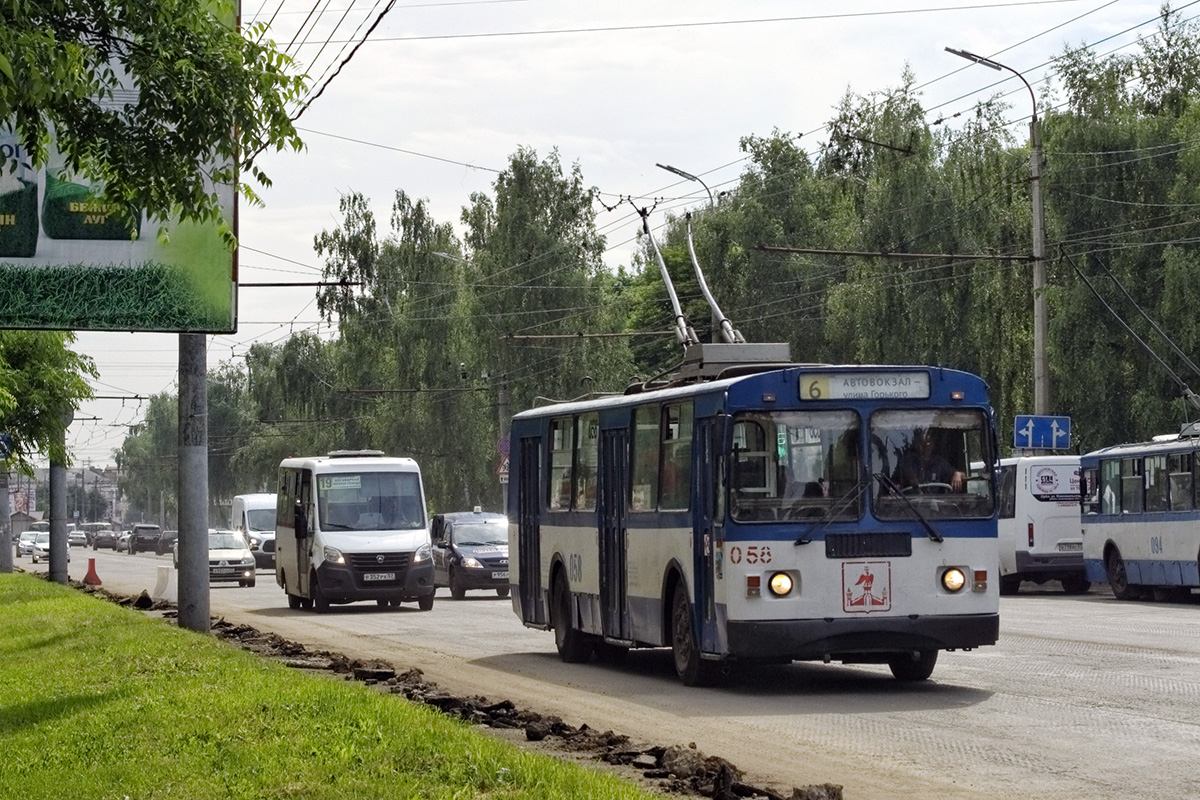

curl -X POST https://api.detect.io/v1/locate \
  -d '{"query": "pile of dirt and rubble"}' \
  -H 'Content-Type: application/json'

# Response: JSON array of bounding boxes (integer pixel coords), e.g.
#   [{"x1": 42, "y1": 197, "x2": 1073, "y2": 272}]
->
[{"x1": 70, "y1": 579, "x2": 842, "y2": 800}]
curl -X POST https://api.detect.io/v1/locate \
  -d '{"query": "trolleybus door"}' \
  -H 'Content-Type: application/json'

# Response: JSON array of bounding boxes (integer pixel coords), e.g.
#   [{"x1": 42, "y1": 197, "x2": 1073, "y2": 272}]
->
[
  {"x1": 517, "y1": 436, "x2": 545, "y2": 626},
  {"x1": 599, "y1": 427, "x2": 631, "y2": 641},
  {"x1": 694, "y1": 416, "x2": 721, "y2": 652}
]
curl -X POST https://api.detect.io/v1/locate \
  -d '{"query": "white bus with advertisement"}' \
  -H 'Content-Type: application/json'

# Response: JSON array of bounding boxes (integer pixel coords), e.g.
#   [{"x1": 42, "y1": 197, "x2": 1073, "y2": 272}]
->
[{"x1": 997, "y1": 455, "x2": 1088, "y2": 595}]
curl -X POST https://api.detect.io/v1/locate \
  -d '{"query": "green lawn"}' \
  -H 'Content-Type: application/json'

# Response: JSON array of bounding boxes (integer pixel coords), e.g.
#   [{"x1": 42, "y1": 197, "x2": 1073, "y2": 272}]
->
[{"x1": 0, "y1": 573, "x2": 659, "y2": 800}]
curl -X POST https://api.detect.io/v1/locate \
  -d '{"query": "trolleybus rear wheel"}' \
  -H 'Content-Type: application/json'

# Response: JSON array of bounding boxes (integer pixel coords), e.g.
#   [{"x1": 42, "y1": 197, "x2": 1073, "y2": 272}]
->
[
  {"x1": 552, "y1": 574, "x2": 593, "y2": 663},
  {"x1": 671, "y1": 583, "x2": 719, "y2": 687},
  {"x1": 888, "y1": 649, "x2": 938, "y2": 681},
  {"x1": 1106, "y1": 549, "x2": 1136, "y2": 600}
]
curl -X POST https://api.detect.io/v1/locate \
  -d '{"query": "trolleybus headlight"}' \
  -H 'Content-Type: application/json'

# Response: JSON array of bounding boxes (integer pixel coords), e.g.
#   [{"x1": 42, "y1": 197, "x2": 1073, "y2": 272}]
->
[
  {"x1": 941, "y1": 568, "x2": 966, "y2": 593},
  {"x1": 323, "y1": 546, "x2": 346, "y2": 565},
  {"x1": 768, "y1": 572, "x2": 794, "y2": 597}
]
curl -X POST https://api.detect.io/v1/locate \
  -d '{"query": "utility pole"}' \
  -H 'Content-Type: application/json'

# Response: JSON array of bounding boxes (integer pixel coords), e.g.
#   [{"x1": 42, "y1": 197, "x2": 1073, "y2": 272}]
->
[
  {"x1": 498, "y1": 376, "x2": 510, "y2": 515},
  {"x1": 177, "y1": 333, "x2": 209, "y2": 632},
  {"x1": 947, "y1": 47, "x2": 1050, "y2": 414},
  {"x1": 49, "y1": 409, "x2": 72, "y2": 584}
]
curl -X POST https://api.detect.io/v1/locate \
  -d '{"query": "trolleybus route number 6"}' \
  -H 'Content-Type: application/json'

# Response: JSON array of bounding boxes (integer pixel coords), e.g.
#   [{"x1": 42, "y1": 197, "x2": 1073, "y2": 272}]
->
[{"x1": 728, "y1": 545, "x2": 772, "y2": 565}]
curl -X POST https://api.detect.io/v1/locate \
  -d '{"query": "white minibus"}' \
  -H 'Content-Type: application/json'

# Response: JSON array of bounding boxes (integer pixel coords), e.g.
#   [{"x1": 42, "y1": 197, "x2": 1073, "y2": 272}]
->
[
  {"x1": 232, "y1": 493, "x2": 277, "y2": 569},
  {"x1": 274, "y1": 450, "x2": 435, "y2": 612},
  {"x1": 997, "y1": 455, "x2": 1089, "y2": 594}
]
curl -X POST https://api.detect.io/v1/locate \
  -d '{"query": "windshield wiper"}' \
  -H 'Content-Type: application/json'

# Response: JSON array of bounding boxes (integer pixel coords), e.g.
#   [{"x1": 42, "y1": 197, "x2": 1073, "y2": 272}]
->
[
  {"x1": 793, "y1": 478, "x2": 871, "y2": 546},
  {"x1": 873, "y1": 472, "x2": 943, "y2": 543}
]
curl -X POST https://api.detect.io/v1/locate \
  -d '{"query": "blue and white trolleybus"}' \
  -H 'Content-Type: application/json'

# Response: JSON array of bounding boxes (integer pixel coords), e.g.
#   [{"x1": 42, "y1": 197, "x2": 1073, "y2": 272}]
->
[{"x1": 508, "y1": 348, "x2": 1000, "y2": 685}]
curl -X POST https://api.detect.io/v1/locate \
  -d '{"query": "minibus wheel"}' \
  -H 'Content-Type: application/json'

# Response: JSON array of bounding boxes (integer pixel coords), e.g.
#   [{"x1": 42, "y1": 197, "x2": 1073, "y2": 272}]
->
[{"x1": 310, "y1": 571, "x2": 330, "y2": 612}]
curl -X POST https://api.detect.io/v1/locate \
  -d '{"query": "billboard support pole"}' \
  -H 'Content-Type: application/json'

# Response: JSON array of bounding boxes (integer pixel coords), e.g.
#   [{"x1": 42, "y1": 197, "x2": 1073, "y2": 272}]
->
[{"x1": 177, "y1": 333, "x2": 210, "y2": 632}]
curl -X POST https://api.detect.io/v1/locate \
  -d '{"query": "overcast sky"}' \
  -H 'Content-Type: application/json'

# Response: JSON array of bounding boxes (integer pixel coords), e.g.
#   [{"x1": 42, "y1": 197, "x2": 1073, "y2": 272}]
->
[{"x1": 63, "y1": 0, "x2": 1172, "y2": 468}]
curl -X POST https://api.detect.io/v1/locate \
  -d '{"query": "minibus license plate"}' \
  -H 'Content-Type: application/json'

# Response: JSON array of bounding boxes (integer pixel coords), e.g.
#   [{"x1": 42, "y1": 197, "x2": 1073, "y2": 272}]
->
[
  {"x1": 1058, "y1": 542, "x2": 1082, "y2": 552},
  {"x1": 363, "y1": 572, "x2": 395, "y2": 582},
  {"x1": 492, "y1": 571, "x2": 508, "y2": 580}
]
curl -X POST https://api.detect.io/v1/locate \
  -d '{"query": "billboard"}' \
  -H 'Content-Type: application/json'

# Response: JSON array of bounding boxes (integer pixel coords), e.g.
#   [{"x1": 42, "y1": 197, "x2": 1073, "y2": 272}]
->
[{"x1": 0, "y1": 128, "x2": 236, "y2": 333}]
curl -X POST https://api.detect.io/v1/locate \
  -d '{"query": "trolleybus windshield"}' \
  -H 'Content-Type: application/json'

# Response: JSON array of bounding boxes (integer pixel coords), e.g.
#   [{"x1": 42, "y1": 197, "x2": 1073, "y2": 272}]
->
[
  {"x1": 870, "y1": 408, "x2": 994, "y2": 520},
  {"x1": 730, "y1": 409, "x2": 861, "y2": 523}
]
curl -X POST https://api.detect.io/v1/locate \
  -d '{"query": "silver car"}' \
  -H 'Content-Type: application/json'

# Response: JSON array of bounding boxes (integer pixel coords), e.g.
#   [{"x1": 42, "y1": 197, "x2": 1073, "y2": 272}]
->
[
  {"x1": 30, "y1": 532, "x2": 69, "y2": 564},
  {"x1": 15, "y1": 530, "x2": 37, "y2": 558}
]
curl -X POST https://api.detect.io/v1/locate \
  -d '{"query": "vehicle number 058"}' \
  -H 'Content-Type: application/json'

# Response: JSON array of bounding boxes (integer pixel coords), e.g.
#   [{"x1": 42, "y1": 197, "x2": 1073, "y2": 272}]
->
[{"x1": 728, "y1": 545, "x2": 772, "y2": 565}]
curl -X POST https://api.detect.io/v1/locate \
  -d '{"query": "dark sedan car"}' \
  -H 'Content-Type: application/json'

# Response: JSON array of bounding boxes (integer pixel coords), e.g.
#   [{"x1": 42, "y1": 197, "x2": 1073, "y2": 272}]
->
[
  {"x1": 128, "y1": 523, "x2": 162, "y2": 554},
  {"x1": 92, "y1": 527, "x2": 118, "y2": 550},
  {"x1": 431, "y1": 509, "x2": 509, "y2": 599}
]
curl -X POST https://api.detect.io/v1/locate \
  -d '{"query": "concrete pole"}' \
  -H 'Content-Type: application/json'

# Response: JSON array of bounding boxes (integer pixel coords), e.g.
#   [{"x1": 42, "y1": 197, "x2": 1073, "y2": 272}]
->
[
  {"x1": 499, "y1": 376, "x2": 510, "y2": 515},
  {"x1": 1030, "y1": 117, "x2": 1050, "y2": 416},
  {"x1": 177, "y1": 333, "x2": 210, "y2": 632},
  {"x1": 49, "y1": 420, "x2": 69, "y2": 584},
  {"x1": 0, "y1": 470, "x2": 11, "y2": 573}
]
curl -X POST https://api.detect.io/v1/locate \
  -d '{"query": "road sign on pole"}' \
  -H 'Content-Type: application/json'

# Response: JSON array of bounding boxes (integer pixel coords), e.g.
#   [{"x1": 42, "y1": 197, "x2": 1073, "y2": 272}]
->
[{"x1": 1013, "y1": 415, "x2": 1072, "y2": 450}]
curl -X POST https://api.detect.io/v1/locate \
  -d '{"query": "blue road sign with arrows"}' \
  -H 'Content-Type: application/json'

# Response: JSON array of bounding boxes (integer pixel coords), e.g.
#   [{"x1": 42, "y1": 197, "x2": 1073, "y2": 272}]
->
[{"x1": 1013, "y1": 415, "x2": 1071, "y2": 450}]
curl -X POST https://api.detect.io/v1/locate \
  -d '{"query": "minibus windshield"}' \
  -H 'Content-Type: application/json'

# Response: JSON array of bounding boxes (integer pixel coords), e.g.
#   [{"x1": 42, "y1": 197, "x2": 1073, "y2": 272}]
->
[{"x1": 317, "y1": 471, "x2": 424, "y2": 531}]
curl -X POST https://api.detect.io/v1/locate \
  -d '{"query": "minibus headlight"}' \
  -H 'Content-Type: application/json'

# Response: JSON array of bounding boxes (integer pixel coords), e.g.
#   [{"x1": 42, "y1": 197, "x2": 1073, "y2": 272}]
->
[
  {"x1": 941, "y1": 568, "x2": 966, "y2": 593},
  {"x1": 323, "y1": 546, "x2": 346, "y2": 565},
  {"x1": 414, "y1": 544, "x2": 432, "y2": 562},
  {"x1": 768, "y1": 572, "x2": 794, "y2": 597}
]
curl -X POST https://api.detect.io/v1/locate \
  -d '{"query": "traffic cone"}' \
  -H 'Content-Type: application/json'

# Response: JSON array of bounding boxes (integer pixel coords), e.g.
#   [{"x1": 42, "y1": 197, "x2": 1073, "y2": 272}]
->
[{"x1": 83, "y1": 557, "x2": 102, "y2": 586}]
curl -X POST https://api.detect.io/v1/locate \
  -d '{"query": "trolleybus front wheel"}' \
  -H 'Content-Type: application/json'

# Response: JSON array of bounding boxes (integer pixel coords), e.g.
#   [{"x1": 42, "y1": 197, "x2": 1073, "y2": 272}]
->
[
  {"x1": 671, "y1": 584, "x2": 720, "y2": 687},
  {"x1": 1106, "y1": 548, "x2": 1137, "y2": 600},
  {"x1": 888, "y1": 649, "x2": 937, "y2": 681},
  {"x1": 552, "y1": 574, "x2": 593, "y2": 663}
]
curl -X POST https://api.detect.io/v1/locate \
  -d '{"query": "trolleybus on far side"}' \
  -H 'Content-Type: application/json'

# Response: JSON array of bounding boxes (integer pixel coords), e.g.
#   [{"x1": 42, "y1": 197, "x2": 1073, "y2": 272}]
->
[
  {"x1": 1081, "y1": 428, "x2": 1200, "y2": 601},
  {"x1": 507, "y1": 346, "x2": 1000, "y2": 685}
]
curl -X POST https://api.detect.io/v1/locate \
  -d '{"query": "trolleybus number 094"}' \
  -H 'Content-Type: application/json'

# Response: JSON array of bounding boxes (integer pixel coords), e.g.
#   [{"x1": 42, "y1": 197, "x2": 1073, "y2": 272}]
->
[{"x1": 728, "y1": 545, "x2": 772, "y2": 565}]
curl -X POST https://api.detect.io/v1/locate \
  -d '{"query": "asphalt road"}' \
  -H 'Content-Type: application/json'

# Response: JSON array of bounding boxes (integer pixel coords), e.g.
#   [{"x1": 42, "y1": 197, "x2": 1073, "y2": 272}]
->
[{"x1": 22, "y1": 545, "x2": 1200, "y2": 800}]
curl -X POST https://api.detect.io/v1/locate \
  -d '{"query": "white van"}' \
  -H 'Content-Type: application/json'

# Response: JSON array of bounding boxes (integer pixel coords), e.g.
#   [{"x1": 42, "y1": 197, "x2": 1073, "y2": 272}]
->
[
  {"x1": 997, "y1": 455, "x2": 1089, "y2": 595},
  {"x1": 274, "y1": 450, "x2": 435, "y2": 612},
  {"x1": 232, "y1": 493, "x2": 277, "y2": 569}
]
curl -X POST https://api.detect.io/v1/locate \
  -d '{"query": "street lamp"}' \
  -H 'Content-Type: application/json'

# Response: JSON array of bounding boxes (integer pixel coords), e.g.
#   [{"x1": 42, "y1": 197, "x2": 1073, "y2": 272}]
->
[
  {"x1": 947, "y1": 47, "x2": 1049, "y2": 415},
  {"x1": 656, "y1": 163, "x2": 715, "y2": 208}
]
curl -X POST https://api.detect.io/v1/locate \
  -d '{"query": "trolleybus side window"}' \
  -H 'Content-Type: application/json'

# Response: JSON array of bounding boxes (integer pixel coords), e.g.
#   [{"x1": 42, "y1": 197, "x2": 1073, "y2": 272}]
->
[
  {"x1": 1100, "y1": 458, "x2": 1121, "y2": 513},
  {"x1": 549, "y1": 417, "x2": 573, "y2": 511},
  {"x1": 1146, "y1": 454, "x2": 1169, "y2": 512},
  {"x1": 1120, "y1": 457, "x2": 1143, "y2": 513},
  {"x1": 631, "y1": 406, "x2": 659, "y2": 512},
  {"x1": 1081, "y1": 466, "x2": 1100, "y2": 513},
  {"x1": 1168, "y1": 452, "x2": 1194, "y2": 511},
  {"x1": 660, "y1": 402, "x2": 693, "y2": 510},
  {"x1": 575, "y1": 412, "x2": 599, "y2": 511}
]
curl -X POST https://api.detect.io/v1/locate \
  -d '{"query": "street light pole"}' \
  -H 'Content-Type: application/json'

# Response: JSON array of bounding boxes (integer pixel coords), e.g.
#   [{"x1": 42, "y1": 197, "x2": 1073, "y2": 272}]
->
[
  {"x1": 947, "y1": 47, "x2": 1050, "y2": 415},
  {"x1": 655, "y1": 163, "x2": 715, "y2": 208}
]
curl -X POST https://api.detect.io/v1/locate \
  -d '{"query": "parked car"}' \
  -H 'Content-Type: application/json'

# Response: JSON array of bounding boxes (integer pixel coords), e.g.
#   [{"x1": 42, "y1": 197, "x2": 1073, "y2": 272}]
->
[
  {"x1": 67, "y1": 527, "x2": 87, "y2": 547},
  {"x1": 116, "y1": 530, "x2": 132, "y2": 553},
  {"x1": 155, "y1": 530, "x2": 178, "y2": 556},
  {"x1": 431, "y1": 508, "x2": 510, "y2": 599},
  {"x1": 92, "y1": 527, "x2": 119, "y2": 550},
  {"x1": 30, "y1": 532, "x2": 69, "y2": 564},
  {"x1": 16, "y1": 530, "x2": 38, "y2": 558},
  {"x1": 128, "y1": 523, "x2": 162, "y2": 554},
  {"x1": 174, "y1": 529, "x2": 256, "y2": 587}
]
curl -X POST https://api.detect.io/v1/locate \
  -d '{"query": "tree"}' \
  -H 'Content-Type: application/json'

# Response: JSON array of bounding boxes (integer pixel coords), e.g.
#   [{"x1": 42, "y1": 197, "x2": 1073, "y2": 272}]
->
[
  {"x1": 0, "y1": 331, "x2": 95, "y2": 471},
  {"x1": 0, "y1": 0, "x2": 306, "y2": 229}
]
